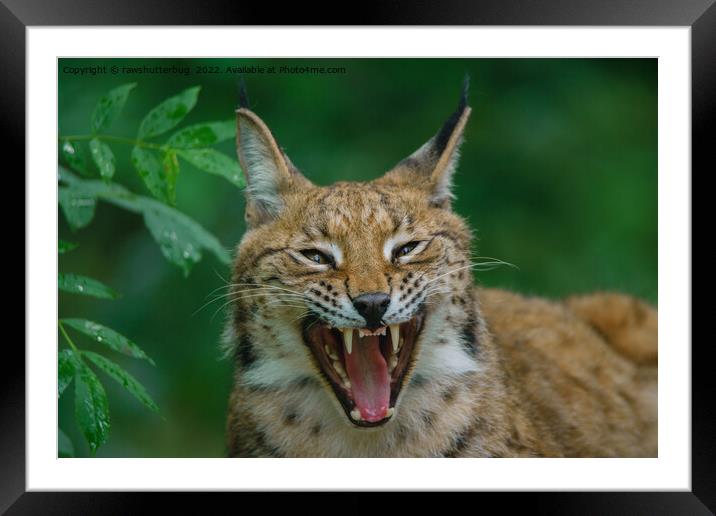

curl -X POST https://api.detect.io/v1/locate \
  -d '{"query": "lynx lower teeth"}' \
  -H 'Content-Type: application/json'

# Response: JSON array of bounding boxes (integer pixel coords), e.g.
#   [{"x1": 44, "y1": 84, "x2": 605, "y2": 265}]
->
[
  {"x1": 389, "y1": 355, "x2": 397, "y2": 372},
  {"x1": 343, "y1": 328, "x2": 353, "y2": 354},
  {"x1": 350, "y1": 408, "x2": 362, "y2": 421},
  {"x1": 333, "y1": 360, "x2": 347, "y2": 379},
  {"x1": 387, "y1": 407, "x2": 394, "y2": 417},
  {"x1": 325, "y1": 345, "x2": 338, "y2": 360},
  {"x1": 390, "y1": 324, "x2": 400, "y2": 353}
]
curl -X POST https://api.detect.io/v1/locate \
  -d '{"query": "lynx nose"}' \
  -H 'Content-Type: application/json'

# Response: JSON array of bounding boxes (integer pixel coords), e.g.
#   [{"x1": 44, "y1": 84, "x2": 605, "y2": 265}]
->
[{"x1": 352, "y1": 292, "x2": 391, "y2": 330}]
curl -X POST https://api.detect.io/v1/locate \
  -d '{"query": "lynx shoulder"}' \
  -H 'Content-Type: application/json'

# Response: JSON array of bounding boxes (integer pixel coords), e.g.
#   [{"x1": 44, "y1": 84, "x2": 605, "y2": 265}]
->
[{"x1": 223, "y1": 80, "x2": 657, "y2": 457}]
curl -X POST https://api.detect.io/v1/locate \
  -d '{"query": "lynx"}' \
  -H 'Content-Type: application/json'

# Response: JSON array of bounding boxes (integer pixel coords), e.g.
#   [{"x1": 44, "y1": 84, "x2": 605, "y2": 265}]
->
[{"x1": 224, "y1": 80, "x2": 657, "y2": 457}]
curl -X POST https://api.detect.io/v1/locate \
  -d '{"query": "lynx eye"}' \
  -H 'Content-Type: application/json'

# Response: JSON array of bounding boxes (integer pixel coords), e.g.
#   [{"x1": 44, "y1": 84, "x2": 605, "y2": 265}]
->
[
  {"x1": 300, "y1": 249, "x2": 333, "y2": 265},
  {"x1": 394, "y1": 241, "x2": 420, "y2": 259}
]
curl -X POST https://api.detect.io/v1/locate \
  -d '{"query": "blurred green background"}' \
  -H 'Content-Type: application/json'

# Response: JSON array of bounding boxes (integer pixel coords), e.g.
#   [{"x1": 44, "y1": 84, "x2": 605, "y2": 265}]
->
[{"x1": 58, "y1": 58, "x2": 657, "y2": 457}]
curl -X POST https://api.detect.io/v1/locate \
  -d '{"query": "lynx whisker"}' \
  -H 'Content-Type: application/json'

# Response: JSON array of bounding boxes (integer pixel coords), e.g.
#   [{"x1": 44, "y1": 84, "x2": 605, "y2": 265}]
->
[
  {"x1": 303, "y1": 318, "x2": 320, "y2": 332},
  {"x1": 228, "y1": 282, "x2": 305, "y2": 296},
  {"x1": 210, "y1": 289, "x2": 304, "y2": 302},
  {"x1": 204, "y1": 283, "x2": 233, "y2": 299},
  {"x1": 268, "y1": 305, "x2": 309, "y2": 311},
  {"x1": 265, "y1": 300, "x2": 308, "y2": 310},
  {"x1": 210, "y1": 292, "x2": 304, "y2": 322},
  {"x1": 424, "y1": 285, "x2": 451, "y2": 298},
  {"x1": 202, "y1": 282, "x2": 305, "y2": 305},
  {"x1": 211, "y1": 297, "x2": 241, "y2": 322},
  {"x1": 226, "y1": 294, "x2": 306, "y2": 306},
  {"x1": 424, "y1": 258, "x2": 518, "y2": 287},
  {"x1": 423, "y1": 264, "x2": 477, "y2": 286},
  {"x1": 290, "y1": 310, "x2": 313, "y2": 323},
  {"x1": 206, "y1": 281, "x2": 305, "y2": 297},
  {"x1": 469, "y1": 255, "x2": 519, "y2": 270},
  {"x1": 194, "y1": 290, "x2": 306, "y2": 317}
]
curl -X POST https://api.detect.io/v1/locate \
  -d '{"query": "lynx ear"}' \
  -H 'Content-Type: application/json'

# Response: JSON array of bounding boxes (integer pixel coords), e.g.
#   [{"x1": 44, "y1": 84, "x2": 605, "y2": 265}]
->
[
  {"x1": 236, "y1": 83, "x2": 312, "y2": 228},
  {"x1": 378, "y1": 77, "x2": 472, "y2": 209}
]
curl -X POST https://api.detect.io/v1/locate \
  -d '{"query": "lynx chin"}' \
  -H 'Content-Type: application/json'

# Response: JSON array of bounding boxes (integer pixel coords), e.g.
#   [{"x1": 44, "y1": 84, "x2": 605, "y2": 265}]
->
[{"x1": 223, "y1": 79, "x2": 657, "y2": 457}]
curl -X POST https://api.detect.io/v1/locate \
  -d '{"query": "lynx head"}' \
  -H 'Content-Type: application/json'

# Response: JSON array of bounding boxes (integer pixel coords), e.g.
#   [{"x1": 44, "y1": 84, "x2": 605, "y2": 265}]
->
[{"x1": 228, "y1": 79, "x2": 480, "y2": 428}]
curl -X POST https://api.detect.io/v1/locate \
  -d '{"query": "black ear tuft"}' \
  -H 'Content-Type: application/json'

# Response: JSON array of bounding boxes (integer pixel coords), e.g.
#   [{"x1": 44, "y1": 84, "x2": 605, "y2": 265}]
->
[
  {"x1": 434, "y1": 75, "x2": 470, "y2": 156},
  {"x1": 460, "y1": 73, "x2": 470, "y2": 111},
  {"x1": 238, "y1": 77, "x2": 250, "y2": 109}
]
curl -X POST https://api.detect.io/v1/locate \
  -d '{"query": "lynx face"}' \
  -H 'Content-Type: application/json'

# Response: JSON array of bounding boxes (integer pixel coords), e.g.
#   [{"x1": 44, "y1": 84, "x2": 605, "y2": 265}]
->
[{"x1": 228, "y1": 81, "x2": 478, "y2": 428}]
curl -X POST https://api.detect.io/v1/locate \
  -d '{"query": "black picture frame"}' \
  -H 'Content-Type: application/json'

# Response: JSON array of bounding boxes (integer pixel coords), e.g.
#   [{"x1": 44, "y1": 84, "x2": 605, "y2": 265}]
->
[{"x1": 6, "y1": 0, "x2": 710, "y2": 512}]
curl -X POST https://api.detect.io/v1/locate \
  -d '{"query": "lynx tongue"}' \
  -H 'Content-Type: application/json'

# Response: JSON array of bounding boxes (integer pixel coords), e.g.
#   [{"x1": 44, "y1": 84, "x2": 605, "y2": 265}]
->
[{"x1": 344, "y1": 334, "x2": 390, "y2": 422}]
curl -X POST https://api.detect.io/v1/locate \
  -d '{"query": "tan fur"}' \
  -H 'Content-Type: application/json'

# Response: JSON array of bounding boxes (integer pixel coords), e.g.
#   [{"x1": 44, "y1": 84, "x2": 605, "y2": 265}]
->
[{"x1": 224, "y1": 89, "x2": 657, "y2": 457}]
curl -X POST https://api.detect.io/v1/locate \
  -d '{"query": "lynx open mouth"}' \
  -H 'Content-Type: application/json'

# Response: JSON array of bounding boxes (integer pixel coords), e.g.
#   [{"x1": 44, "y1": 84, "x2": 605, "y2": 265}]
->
[{"x1": 303, "y1": 314, "x2": 425, "y2": 427}]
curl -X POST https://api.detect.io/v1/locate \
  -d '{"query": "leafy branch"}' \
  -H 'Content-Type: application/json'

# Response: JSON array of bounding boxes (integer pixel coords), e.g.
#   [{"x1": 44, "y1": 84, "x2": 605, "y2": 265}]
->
[
  {"x1": 59, "y1": 83, "x2": 244, "y2": 205},
  {"x1": 58, "y1": 245, "x2": 158, "y2": 456},
  {"x1": 59, "y1": 166, "x2": 231, "y2": 275},
  {"x1": 58, "y1": 82, "x2": 243, "y2": 456}
]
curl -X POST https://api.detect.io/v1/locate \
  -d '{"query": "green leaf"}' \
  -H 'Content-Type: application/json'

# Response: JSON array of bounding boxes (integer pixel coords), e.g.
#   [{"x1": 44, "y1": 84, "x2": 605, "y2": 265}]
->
[
  {"x1": 178, "y1": 149, "x2": 245, "y2": 187},
  {"x1": 58, "y1": 169, "x2": 231, "y2": 272},
  {"x1": 58, "y1": 428, "x2": 75, "y2": 458},
  {"x1": 58, "y1": 273, "x2": 119, "y2": 299},
  {"x1": 138, "y1": 86, "x2": 201, "y2": 139},
  {"x1": 91, "y1": 83, "x2": 137, "y2": 133},
  {"x1": 82, "y1": 351, "x2": 159, "y2": 413},
  {"x1": 89, "y1": 138, "x2": 116, "y2": 181},
  {"x1": 61, "y1": 319, "x2": 155, "y2": 365},
  {"x1": 59, "y1": 165, "x2": 85, "y2": 186},
  {"x1": 60, "y1": 140, "x2": 91, "y2": 177},
  {"x1": 162, "y1": 150, "x2": 180, "y2": 206},
  {"x1": 131, "y1": 146, "x2": 170, "y2": 204},
  {"x1": 166, "y1": 120, "x2": 235, "y2": 149},
  {"x1": 58, "y1": 349, "x2": 81, "y2": 397},
  {"x1": 143, "y1": 207, "x2": 203, "y2": 276},
  {"x1": 142, "y1": 200, "x2": 231, "y2": 272},
  {"x1": 74, "y1": 362, "x2": 110, "y2": 454},
  {"x1": 59, "y1": 166, "x2": 130, "y2": 200},
  {"x1": 59, "y1": 186, "x2": 97, "y2": 231},
  {"x1": 59, "y1": 239, "x2": 78, "y2": 254}
]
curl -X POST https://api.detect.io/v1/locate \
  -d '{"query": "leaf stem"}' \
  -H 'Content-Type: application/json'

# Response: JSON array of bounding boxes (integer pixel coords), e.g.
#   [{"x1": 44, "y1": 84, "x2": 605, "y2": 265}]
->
[
  {"x1": 58, "y1": 321, "x2": 80, "y2": 354},
  {"x1": 60, "y1": 134, "x2": 166, "y2": 151}
]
